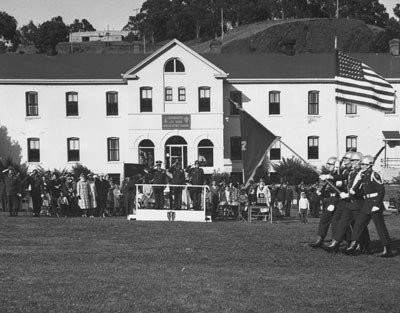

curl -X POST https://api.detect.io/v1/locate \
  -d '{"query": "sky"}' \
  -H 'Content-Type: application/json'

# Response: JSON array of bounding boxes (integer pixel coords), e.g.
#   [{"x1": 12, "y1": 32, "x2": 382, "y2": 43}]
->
[{"x1": 0, "y1": 0, "x2": 398, "y2": 31}]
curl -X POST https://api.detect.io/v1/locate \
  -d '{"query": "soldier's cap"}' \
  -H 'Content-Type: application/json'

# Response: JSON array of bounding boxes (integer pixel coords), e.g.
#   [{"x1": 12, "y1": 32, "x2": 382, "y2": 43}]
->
[
  {"x1": 194, "y1": 160, "x2": 199, "y2": 165},
  {"x1": 155, "y1": 160, "x2": 162, "y2": 165}
]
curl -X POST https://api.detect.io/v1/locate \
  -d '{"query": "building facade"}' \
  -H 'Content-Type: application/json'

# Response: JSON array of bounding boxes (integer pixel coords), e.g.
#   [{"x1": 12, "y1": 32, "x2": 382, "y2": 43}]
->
[{"x1": 1, "y1": 39, "x2": 400, "y2": 181}]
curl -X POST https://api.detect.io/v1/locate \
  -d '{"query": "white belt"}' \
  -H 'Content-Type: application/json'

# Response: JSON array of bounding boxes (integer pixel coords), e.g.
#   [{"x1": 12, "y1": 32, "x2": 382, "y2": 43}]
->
[
  {"x1": 330, "y1": 193, "x2": 336, "y2": 196},
  {"x1": 364, "y1": 193, "x2": 378, "y2": 199}
]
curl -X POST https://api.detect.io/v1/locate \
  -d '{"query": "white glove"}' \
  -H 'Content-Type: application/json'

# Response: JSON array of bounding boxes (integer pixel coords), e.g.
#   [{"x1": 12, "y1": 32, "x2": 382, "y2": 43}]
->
[
  {"x1": 17, "y1": 193, "x2": 22, "y2": 197},
  {"x1": 336, "y1": 181, "x2": 343, "y2": 187},
  {"x1": 339, "y1": 192, "x2": 349, "y2": 199},
  {"x1": 327, "y1": 204, "x2": 335, "y2": 212},
  {"x1": 319, "y1": 175, "x2": 329, "y2": 181},
  {"x1": 371, "y1": 206, "x2": 380, "y2": 212},
  {"x1": 316, "y1": 190, "x2": 321, "y2": 195},
  {"x1": 349, "y1": 189, "x2": 355, "y2": 195}
]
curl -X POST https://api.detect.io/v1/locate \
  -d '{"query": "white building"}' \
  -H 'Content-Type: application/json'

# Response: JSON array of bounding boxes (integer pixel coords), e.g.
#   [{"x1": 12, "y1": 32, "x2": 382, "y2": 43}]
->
[
  {"x1": 69, "y1": 30, "x2": 134, "y2": 42},
  {"x1": 1, "y1": 39, "x2": 400, "y2": 182}
]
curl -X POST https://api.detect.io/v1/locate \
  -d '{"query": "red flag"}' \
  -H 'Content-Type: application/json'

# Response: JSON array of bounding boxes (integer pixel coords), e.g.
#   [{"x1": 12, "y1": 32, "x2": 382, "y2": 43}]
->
[{"x1": 240, "y1": 110, "x2": 278, "y2": 185}]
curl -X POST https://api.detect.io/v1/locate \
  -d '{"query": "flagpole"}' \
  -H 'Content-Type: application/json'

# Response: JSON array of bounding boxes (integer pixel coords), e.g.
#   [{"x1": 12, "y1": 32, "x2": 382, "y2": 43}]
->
[
  {"x1": 334, "y1": 46, "x2": 340, "y2": 163},
  {"x1": 279, "y1": 139, "x2": 341, "y2": 194}
]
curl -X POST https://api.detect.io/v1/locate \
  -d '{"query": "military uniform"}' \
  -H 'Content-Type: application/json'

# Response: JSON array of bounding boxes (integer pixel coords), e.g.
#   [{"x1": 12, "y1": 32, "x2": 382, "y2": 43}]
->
[
  {"x1": 151, "y1": 167, "x2": 167, "y2": 209},
  {"x1": 350, "y1": 169, "x2": 390, "y2": 248},
  {"x1": 186, "y1": 163, "x2": 204, "y2": 210}
]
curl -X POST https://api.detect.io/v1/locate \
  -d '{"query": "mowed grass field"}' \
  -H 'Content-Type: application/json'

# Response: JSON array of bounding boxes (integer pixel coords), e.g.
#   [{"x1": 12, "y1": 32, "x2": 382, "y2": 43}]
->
[{"x1": 0, "y1": 213, "x2": 399, "y2": 313}]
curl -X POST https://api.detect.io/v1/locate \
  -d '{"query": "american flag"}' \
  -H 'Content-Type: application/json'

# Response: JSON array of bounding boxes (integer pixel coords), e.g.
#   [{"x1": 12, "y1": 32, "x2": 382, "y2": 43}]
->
[{"x1": 335, "y1": 51, "x2": 395, "y2": 112}]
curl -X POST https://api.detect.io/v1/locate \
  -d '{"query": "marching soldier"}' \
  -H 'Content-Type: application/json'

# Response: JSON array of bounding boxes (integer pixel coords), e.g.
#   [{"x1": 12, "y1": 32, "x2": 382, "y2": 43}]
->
[
  {"x1": 345, "y1": 155, "x2": 393, "y2": 257},
  {"x1": 309, "y1": 156, "x2": 340, "y2": 248},
  {"x1": 151, "y1": 161, "x2": 167, "y2": 209},
  {"x1": 323, "y1": 152, "x2": 371, "y2": 253}
]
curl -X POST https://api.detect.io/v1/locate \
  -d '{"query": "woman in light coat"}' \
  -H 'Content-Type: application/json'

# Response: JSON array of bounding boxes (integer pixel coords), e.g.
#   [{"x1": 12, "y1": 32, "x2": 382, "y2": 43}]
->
[{"x1": 76, "y1": 173, "x2": 92, "y2": 217}]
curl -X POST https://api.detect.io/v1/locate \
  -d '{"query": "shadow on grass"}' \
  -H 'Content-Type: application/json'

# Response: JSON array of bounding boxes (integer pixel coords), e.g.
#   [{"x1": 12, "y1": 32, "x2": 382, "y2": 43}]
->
[{"x1": 370, "y1": 238, "x2": 400, "y2": 256}]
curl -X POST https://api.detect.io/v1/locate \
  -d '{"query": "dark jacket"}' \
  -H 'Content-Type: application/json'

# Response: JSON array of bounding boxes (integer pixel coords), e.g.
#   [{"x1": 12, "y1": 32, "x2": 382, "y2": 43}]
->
[
  {"x1": 4, "y1": 174, "x2": 21, "y2": 196},
  {"x1": 186, "y1": 166, "x2": 204, "y2": 185}
]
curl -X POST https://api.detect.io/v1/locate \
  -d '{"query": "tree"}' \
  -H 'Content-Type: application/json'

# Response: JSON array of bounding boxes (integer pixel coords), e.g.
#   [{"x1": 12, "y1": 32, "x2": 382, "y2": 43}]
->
[
  {"x1": 20, "y1": 21, "x2": 39, "y2": 45},
  {"x1": 36, "y1": 16, "x2": 69, "y2": 53},
  {"x1": 69, "y1": 18, "x2": 96, "y2": 33},
  {"x1": 372, "y1": 17, "x2": 400, "y2": 52},
  {"x1": 272, "y1": 157, "x2": 319, "y2": 185},
  {"x1": 0, "y1": 11, "x2": 17, "y2": 41}
]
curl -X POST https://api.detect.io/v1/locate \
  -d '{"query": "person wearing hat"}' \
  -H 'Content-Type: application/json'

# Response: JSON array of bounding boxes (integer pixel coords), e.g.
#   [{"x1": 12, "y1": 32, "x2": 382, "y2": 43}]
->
[
  {"x1": 28, "y1": 169, "x2": 44, "y2": 217},
  {"x1": 186, "y1": 160, "x2": 205, "y2": 210},
  {"x1": 151, "y1": 161, "x2": 167, "y2": 209},
  {"x1": 166, "y1": 160, "x2": 186, "y2": 210},
  {"x1": 4, "y1": 167, "x2": 22, "y2": 216}
]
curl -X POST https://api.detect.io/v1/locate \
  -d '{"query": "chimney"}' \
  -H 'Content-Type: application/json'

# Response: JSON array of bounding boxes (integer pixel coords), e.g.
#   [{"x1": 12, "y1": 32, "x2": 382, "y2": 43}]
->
[
  {"x1": 389, "y1": 39, "x2": 400, "y2": 56},
  {"x1": 209, "y1": 39, "x2": 222, "y2": 54},
  {"x1": 281, "y1": 39, "x2": 296, "y2": 56}
]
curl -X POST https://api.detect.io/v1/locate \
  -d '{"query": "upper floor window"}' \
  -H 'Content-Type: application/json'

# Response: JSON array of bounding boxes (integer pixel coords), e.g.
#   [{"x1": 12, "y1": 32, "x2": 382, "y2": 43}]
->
[
  {"x1": 308, "y1": 91, "x2": 319, "y2": 115},
  {"x1": 178, "y1": 87, "x2": 186, "y2": 101},
  {"x1": 269, "y1": 91, "x2": 280, "y2": 115},
  {"x1": 67, "y1": 137, "x2": 80, "y2": 162},
  {"x1": 307, "y1": 136, "x2": 319, "y2": 160},
  {"x1": 346, "y1": 103, "x2": 357, "y2": 115},
  {"x1": 106, "y1": 91, "x2": 118, "y2": 116},
  {"x1": 198, "y1": 139, "x2": 214, "y2": 167},
  {"x1": 199, "y1": 87, "x2": 210, "y2": 112},
  {"x1": 270, "y1": 141, "x2": 281, "y2": 160},
  {"x1": 165, "y1": 87, "x2": 173, "y2": 102},
  {"x1": 230, "y1": 136, "x2": 242, "y2": 160},
  {"x1": 107, "y1": 137, "x2": 120, "y2": 161},
  {"x1": 140, "y1": 87, "x2": 152, "y2": 112},
  {"x1": 230, "y1": 91, "x2": 242, "y2": 115},
  {"x1": 346, "y1": 136, "x2": 357, "y2": 152},
  {"x1": 27, "y1": 138, "x2": 40, "y2": 162},
  {"x1": 66, "y1": 92, "x2": 78, "y2": 116},
  {"x1": 26, "y1": 91, "x2": 38, "y2": 116},
  {"x1": 164, "y1": 58, "x2": 185, "y2": 72}
]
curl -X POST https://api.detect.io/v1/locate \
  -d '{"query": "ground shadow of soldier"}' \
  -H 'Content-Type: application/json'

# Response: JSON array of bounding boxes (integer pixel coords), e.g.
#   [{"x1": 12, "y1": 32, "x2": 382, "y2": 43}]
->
[
  {"x1": 0, "y1": 126, "x2": 22, "y2": 165},
  {"x1": 369, "y1": 238, "x2": 400, "y2": 257}
]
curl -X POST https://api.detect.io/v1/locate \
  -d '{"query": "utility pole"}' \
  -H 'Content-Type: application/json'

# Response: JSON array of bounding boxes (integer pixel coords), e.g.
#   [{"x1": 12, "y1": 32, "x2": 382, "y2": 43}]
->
[
  {"x1": 221, "y1": 8, "x2": 224, "y2": 41},
  {"x1": 336, "y1": 0, "x2": 339, "y2": 19}
]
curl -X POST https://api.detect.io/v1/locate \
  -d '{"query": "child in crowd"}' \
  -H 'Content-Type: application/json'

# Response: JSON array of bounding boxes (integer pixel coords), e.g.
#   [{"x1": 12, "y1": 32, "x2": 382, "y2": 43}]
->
[
  {"x1": 298, "y1": 192, "x2": 309, "y2": 223},
  {"x1": 57, "y1": 191, "x2": 69, "y2": 217}
]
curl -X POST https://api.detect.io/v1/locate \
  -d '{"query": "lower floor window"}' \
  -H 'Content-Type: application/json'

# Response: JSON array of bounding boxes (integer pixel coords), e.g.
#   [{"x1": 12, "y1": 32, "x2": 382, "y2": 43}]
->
[{"x1": 28, "y1": 138, "x2": 40, "y2": 162}]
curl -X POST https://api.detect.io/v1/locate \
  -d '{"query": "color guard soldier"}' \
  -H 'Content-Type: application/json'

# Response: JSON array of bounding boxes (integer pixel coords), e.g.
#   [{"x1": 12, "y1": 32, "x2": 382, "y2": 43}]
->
[
  {"x1": 309, "y1": 156, "x2": 339, "y2": 248},
  {"x1": 345, "y1": 155, "x2": 393, "y2": 258},
  {"x1": 151, "y1": 161, "x2": 167, "y2": 209},
  {"x1": 324, "y1": 152, "x2": 371, "y2": 253}
]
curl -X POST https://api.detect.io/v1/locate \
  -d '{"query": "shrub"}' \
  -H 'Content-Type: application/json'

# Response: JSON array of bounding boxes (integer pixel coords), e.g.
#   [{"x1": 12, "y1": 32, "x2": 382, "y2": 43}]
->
[{"x1": 272, "y1": 157, "x2": 319, "y2": 185}]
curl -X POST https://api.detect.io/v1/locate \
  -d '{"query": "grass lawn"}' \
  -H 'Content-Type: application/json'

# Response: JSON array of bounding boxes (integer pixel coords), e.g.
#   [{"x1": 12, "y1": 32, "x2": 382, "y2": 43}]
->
[{"x1": 0, "y1": 212, "x2": 399, "y2": 313}]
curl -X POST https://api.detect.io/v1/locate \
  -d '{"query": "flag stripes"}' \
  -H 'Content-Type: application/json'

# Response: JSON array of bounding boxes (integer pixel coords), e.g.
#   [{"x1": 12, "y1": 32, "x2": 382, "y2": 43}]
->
[{"x1": 335, "y1": 51, "x2": 395, "y2": 112}]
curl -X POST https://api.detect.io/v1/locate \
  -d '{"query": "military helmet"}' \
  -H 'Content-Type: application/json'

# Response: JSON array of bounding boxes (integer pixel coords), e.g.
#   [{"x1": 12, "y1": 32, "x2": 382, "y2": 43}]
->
[
  {"x1": 343, "y1": 151, "x2": 353, "y2": 160},
  {"x1": 361, "y1": 155, "x2": 374, "y2": 166},
  {"x1": 350, "y1": 151, "x2": 363, "y2": 162},
  {"x1": 326, "y1": 156, "x2": 337, "y2": 166}
]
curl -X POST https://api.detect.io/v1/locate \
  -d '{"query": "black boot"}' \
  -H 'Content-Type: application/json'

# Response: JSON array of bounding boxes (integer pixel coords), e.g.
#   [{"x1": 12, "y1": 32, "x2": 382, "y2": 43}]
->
[
  {"x1": 360, "y1": 242, "x2": 373, "y2": 255},
  {"x1": 323, "y1": 240, "x2": 340, "y2": 253},
  {"x1": 309, "y1": 237, "x2": 323, "y2": 248},
  {"x1": 378, "y1": 245, "x2": 394, "y2": 258},
  {"x1": 344, "y1": 241, "x2": 359, "y2": 256}
]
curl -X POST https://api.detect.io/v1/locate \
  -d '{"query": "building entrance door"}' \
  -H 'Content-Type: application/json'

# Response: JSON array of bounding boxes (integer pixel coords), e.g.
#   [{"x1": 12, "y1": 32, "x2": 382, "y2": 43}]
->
[{"x1": 165, "y1": 136, "x2": 187, "y2": 168}]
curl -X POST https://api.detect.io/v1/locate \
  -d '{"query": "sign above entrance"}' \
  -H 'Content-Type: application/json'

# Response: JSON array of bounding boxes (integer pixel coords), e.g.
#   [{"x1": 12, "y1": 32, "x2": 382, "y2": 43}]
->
[{"x1": 162, "y1": 114, "x2": 191, "y2": 130}]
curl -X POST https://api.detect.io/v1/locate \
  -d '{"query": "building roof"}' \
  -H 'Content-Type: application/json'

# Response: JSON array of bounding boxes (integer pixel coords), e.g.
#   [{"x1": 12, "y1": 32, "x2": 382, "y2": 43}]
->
[{"x1": 0, "y1": 51, "x2": 399, "y2": 80}]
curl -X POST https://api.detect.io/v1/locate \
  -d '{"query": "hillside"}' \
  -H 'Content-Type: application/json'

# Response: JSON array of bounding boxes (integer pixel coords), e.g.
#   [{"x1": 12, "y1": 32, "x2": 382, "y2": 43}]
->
[{"x1": 189, "y1": 18, "x2": 384, "y2": 54}]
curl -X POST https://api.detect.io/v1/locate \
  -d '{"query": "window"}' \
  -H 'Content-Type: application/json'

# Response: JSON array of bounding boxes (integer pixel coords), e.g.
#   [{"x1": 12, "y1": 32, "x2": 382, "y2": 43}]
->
[
  {"x1": 230, "y1": 91, "x2": 242, "y2": 115},
  {"x1": 230, "y1": 136, "x2": 242, "y2": 160},
  {"x1": 307, "y1": 136, "x2": 319, "y2": 160},
  {"x1": 164, "y1": 58, "x2": 185, "y2": 72},
  {"x1": 346, "y1": 103, "x2": 357, "y2": 115},
  {"x1": 178, "y1": 87, "x2": 186, "y2": 101},
  {"x1": 198, "y1": 139, "x2": 214, "y2": 167},
  {"x1": 140, "y1": 87, "x2": 152, "y2": 112},
  {"x1": 106, "y1": 91, "x2": 118, "y2": 116},
  {"x1": 26, "y1": 91, "x2": 38, "y2": 116},
  {"x1": 165, "y1": 87, "x2": 173, "y2": 101},
  {"x1": 107, "y1": 137, "x2": 119, "y2": 161},
  {"x1": 346, "y1": 136, "x2": 357, "y2": 152},
  {"x1": 139, "y1": 139, "x2": 154, "y2": 168},
  {"x1": 199, "y1": 87, "x2": 210, "y2": 112},
  {"x1": 308, "y1": 91, "x2": 319, "y2": 115},
  {"x1": 66, "y1": 92, "x2": 78, "y2": 116},
  {"x1": 269, "y1": 91, "x2": 280, "y2": 115},
  {"x1": 27, "y1": 138, "x2": 40, "y2": 162},
  {"x1": 270, "y1": 141, "x2": 281, "y2": 160},
  {"x1": 67, "y1": 138, "x2": 80, "y2": 161}
]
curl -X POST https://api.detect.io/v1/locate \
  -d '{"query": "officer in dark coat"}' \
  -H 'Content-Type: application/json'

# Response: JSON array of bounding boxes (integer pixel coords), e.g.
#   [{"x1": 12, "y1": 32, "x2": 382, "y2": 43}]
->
[
  {"x1": 4, "y1": 167, "x2": 22, "y2": 216},
  {"x1": 345, "y1": 155, "x2": 393, "y2": 257},
  {"x1": 186, "y1": 160, "x2": 205, "y2": 210},
  {"x1": 29, "y1": 170, "x2": 44, "y2": 217},
  {"x1": 151, "y1": 161, "x2": 167, "y2": 209},
  {"x1": 95, "y1": 174, "x2": 110, "y2": 217},
  {"x1": 167, "y1": 161, "x2": 186, "y2": 210}
]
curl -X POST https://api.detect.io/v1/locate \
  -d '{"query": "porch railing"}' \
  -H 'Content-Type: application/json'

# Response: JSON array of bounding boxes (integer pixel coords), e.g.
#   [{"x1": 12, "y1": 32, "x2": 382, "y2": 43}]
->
[{"x1": 381, "y1": 158, "x2": 400, "y2": 168}]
